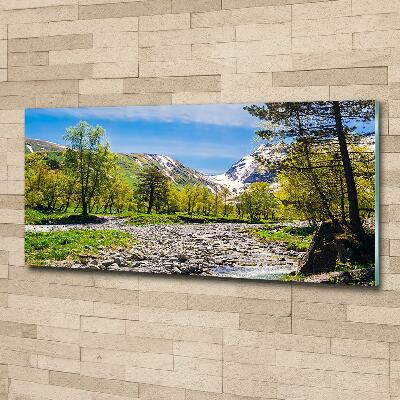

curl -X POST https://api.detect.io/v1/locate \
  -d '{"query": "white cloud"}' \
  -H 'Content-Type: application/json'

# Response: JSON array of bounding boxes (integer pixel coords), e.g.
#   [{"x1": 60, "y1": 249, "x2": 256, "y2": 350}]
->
[
  {"x1": 110, "y1": 136, "x2": 247, "y2": 159},
  {"x1": 31, "y1": 104, "x2": 260, "y2": 128}
]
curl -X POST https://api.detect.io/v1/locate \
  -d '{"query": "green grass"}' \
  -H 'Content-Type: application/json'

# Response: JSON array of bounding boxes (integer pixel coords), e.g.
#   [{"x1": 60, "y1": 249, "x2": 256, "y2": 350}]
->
[
  {"x1": 25, "y1": 229, "x2": 134, "y2": 266},
  {"x1": 178, "y1": 214, "x2": 250, "y2": 224},
  {"x1": 115, "y1": 153, "x2": 142, "y2": 187},
  {"x1": 281, "y1": 226, "x2": 316, "y2": 236},
  {"x1": 127, "y1": 212, "x2": 251, "y2": 225},
  {"x1": 128, "y1": 213, "x2": 183, "y2": 225},
  {"x1": 250, "y1": 224, "x2": 315, "y2": 252},
  {"x1": 334, "y1": 260, "x2": 374, "y2": 272},
  {"x1": 280, "y1": 273, "x2": 306, "y2": 282},
  {"x1": 27, "y1": 208, "x2": 251, "y2": 226},
  {"x1": 26, "y1": 209, "x2": 101, "y2": 225}
]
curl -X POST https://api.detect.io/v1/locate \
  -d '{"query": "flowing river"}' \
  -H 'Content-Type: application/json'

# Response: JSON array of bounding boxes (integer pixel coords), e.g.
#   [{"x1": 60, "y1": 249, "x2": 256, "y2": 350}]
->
[{"x1": 26, "y1": 218, "x2": 301, "y2": 280}]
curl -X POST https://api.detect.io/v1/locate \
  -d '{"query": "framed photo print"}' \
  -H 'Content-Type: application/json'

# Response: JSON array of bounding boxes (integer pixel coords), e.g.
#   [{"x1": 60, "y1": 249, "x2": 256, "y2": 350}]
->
[{"x1": 25, "y1": 100, "x2": 379, "y2": 286}]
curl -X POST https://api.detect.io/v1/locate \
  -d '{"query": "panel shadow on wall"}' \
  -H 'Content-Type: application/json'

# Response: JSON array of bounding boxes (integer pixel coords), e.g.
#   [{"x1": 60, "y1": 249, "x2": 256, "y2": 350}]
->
[{"x1": 24, "y1": 100, "x2": 378, "y2": 286}]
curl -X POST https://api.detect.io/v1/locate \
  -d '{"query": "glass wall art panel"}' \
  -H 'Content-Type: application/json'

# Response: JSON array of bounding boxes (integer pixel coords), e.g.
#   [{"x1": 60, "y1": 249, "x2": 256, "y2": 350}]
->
[{"x1": 25, "y1": 101, "x2": 379, "y2": 286}]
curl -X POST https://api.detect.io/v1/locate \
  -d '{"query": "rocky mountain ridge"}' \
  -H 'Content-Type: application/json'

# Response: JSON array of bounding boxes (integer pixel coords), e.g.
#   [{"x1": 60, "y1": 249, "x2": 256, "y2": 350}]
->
[
  {"x1": 25, "y1": 135, "x2": 375, "y2": 194},
  {"x1": 210, "y1": 142, "x2": 289, "y2": 193}
]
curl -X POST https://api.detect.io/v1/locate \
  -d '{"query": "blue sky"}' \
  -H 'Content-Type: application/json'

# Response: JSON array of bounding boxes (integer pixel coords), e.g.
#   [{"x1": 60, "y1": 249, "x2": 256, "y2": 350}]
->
[
  {"x1": 25, "y1": 104, "x2": 376, "y2": 176},
  {"x1": 25, "y1": 104, "x2": 263, "y2": 175}
]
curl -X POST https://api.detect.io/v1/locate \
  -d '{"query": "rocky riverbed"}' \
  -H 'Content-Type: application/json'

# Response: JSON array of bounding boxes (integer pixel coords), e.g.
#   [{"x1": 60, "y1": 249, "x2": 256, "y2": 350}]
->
[{"x1": 26, "y1": 218, "x2": 302, "y2": 280}]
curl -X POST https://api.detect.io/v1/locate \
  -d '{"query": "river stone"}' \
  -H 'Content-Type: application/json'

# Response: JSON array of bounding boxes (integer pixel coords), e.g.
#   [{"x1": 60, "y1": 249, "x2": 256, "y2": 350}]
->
[
  {"x1": 102, "y1": 259, "x2": 114, "y2": 267},
  {"x1": 177, "y1": 254, "x2": 189, "y2": 262},
  {"x1": 26, "y1": 218, "x2": 304, "y2": 279}
]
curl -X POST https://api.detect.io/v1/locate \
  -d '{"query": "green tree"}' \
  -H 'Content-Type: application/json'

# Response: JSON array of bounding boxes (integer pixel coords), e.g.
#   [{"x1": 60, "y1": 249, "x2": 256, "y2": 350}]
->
[
  {"x1": 164, "y1": 181, "x2": 180, "y2": 214},
  {"x1": 63, "y1": 121, "x2": 115, "y2": 216},
  {"x1": 182, "y1": 184, "x2": 201, "y2": 216},
  {"x1": 275, "y1": 139, "x2": 374, "y2": 227},
  {"x1": 221, "y1": 186, "x2": 231, "y2": 216},
  {"x1": 212, "y1": 186, "x2": 223, "y2": 216},
  {"x1": 198, "y1": 185, "x2": 213, "y2": 216},
  {"x1": 25, "y1": 152, "x2": 52, "y2": 210},
  {"x1": 25, "y1": 152, "x2": 74, "y2": 212},
  {"x1": 245, "y1": 101, "x2": 375, "y2": 241},
  {"x1": 99, "y1": 173, "x2": 132, "y2": 214},
  {"x1": 136, "y1": 165, "x2": 168, "y2": 214},
  {"x1": 237, "y1": 182, "x2": 278, "y2": 222}
]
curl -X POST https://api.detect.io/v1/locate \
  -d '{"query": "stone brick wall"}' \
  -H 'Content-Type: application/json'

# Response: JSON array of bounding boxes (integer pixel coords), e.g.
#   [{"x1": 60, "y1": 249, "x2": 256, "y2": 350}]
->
[{"x1": 0, "y1": 0, "x2": 399, "y2": 399}]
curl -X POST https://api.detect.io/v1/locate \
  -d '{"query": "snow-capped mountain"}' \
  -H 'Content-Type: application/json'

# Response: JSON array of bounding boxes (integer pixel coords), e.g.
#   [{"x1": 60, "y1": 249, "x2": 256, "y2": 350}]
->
[
  {"x1": 210, "y1": 142, "x2": 289, "y2": 194},
  {"x1": 24, "y1": 137, "x2": 288, "y2": 193},
  {"x1": 358, "y1": 134, "x2": 375, "y2": 150},
  {"x1": 25, "y1": 136, "x2": 375, "y2": 195},
  {"x1": 25, "y1": 138, "x2": 66, "y2": 153},
  {"x1": 211, "y1": 135, "x2": 376, "y2": 194},
  {"x1": 25, "y1": 137, "x2": 221, "y2": 190},
  {"x1": 121, "y1": 153, "x2": 222, "y2": 191}
]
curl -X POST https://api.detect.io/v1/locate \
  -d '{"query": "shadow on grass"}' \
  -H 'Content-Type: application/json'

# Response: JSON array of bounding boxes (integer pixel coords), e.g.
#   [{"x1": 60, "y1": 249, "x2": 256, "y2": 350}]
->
[
  {"x1": 51, "y1": 214, "x2": 105, "y2": 225},
  {"x1": 26, "y1": 209, "x2": 106, "y2": 225}
]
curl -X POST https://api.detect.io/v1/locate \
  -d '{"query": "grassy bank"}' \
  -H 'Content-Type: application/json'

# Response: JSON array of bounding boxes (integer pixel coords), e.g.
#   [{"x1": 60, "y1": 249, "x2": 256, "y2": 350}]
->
[
  {"x1": 26, "y1": 229, "x2": 134, "y2": 266},
  {"x1": 25, "y1": 209, "x2": 103, "y2": 225},
  {"x1": 26, "y1": 208, "x2": 256, "y2": 226},
  {"x1": 125, "y1": 213, "x2": 256, "y2": 225},
  {"x1": 250, "y1": 225, "x2": 315, "y2": 252}
]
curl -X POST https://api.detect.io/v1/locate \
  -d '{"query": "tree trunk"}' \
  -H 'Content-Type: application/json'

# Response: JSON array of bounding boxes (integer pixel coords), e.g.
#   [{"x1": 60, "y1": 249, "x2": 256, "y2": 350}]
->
[
  {"x1": 339, "y1": 173, "x2": 348, "y2": 226},
  {"x1": 64, "y1": 195, "x2": 71, "y2": 212},
  {"x1": 82, "y1": 199, "x2": 88, "y2": 216},
  {"x1": 295, "y1": 110, "x2": 339, "y2": 227},
  {"x1": 147, "y1": 186, "x2": 155, "y2": 214},
  {"x1": 302, "y1": 139, "x2": 339, "y2": 227},
  {"x1": 332, "y1": 101, "x2": 366, "y2": 241}
]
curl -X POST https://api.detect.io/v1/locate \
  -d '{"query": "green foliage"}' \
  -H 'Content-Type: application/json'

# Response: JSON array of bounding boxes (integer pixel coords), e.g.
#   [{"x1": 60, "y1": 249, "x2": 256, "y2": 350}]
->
[
  {"x1": 116, "y1": 153, "x2": 143, "y2": 186},
  {"x1": 280, "y1": 273, "x2": 306, "y2": 282},
  {"x1": 179, "y1": 214, "x2": 248, "y2": 224},
  {"x1": 136, "y1": 165, "x2": 169, "y2": 214},
  {"x1": 25, "y1": 209, "x2": 59, "y2": 225},
  {"x1": 64, "y1": 121, "x2": 117, "y2": 216},
  {"x1": 25, "y1": 122, "x2": 134, "y2": 217},
  {"x1": 25, "y1": 209, "x2": 100, "y2": 225},
  {"x1": 126, "y1": 212, "x2": 249, "y2": 225},
  {"x1": 245, "y1": 101, "x2": 374, "y2": 143},
  {"x1": 245, "y1": 101, "x2": 375, "y2": 241},
  {"x1": 281, "y1": 225, "x2": 316, "y2": 236},
  {"x1": 236, "y1": 182, "x2": 279, "y2": 222},
  {"x1": 334, "y1": 260, "x2": 373, "y2": 272},
  {"x1": 128, "y1": 213, "x2": 183, "y2": 225},
  {"x1": 274, "y1": 140, "x2": 375, "y2": 225},
  {"x1": 25, "y1": 229, "x2": 134, "y2": 266},
  {"x1": 25, "y1": 152, "x2": 73, "y2": 212}
]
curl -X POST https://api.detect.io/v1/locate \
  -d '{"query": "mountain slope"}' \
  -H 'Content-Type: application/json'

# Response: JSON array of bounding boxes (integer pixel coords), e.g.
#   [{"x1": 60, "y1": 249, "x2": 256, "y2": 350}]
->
[
  {"x1": 25, "y1": 138, "x2": 66, "y2": 153},
  {"x1": 118, "y1": 153, "x2": 221, "y2": 190},
  {"x1": 211, "y1": 135, "x2": 376, "y2": 194},
  {"x1": 25, "y1": 138, "x2": 222, "y2": 191},
  {"x1": 23, "y1": 138, "x2": 292, "y2": 194},
  {"x1": 25, "y1": 136, "x2": 374, "y2": 195},
  {"x1": 211, "y1": 142, "x2": 289, "y2": 193}
]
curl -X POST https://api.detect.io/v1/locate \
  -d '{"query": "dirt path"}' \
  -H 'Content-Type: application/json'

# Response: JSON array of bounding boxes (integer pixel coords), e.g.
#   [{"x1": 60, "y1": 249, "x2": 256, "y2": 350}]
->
[{"x1": 26, "y1": 218, "x2": 301, "y2": 280}]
